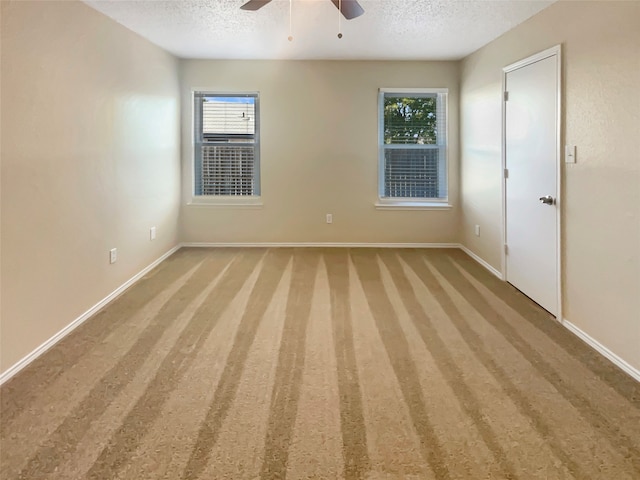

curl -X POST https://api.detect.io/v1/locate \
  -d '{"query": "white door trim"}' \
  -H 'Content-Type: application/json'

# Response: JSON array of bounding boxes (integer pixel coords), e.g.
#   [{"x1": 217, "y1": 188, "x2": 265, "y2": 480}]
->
[{"x1": 501, "y1": 44, "x2": 562, "y2": 321}]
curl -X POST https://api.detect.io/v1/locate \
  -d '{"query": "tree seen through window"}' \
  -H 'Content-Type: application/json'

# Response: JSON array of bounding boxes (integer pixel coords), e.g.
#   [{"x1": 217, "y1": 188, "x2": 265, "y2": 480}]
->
[{"x1": 383, "y1": 96, "x2": 437, "y2": 145}]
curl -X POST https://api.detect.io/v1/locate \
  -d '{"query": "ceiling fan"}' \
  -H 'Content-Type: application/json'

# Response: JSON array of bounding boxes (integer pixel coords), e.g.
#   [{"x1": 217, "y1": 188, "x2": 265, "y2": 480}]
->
[{"x1": 240, "y1": 0, "x2": 365, "y2": 20}]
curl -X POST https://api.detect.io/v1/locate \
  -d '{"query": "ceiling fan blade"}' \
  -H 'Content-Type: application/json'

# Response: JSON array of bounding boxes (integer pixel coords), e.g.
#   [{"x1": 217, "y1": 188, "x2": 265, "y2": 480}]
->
[
  {"x1": 330, "y1": 0, "x2": 365, "y2": 20},
  {"x1": 240, "y1": 0, "x2": 273, "y2": 11}
]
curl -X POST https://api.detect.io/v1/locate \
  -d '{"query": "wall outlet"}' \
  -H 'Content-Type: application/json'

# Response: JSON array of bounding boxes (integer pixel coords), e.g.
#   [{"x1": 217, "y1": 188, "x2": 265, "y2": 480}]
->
[
  {"x1": 150, "y1": 226, "x2": 156, "y2": 240},
  {"x1": 474, "y1": 224, "x2": 481, "y2": 237},
  {"x1": 326, "y1": 213, "x2": 333, "y2": 224},
  {"x1": 109, "y1": 248, "x2": 117, "y2": 264}
]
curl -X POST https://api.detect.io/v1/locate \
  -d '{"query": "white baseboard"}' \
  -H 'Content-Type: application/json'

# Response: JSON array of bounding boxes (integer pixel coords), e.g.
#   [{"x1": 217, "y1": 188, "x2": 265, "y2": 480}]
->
[
  {"x1": 0, "y1": 245, "x2": 182, "y2": 386},
  {"x1": 562, "y1": 319, "x2": 640, "y2": 382},
  {"x1": 459, "y1": 244, "x2": 504, "y2": 280},
  {"x1": 5, "y1": 242, "x2": 637, "y2": 388},
  {"x1": 181, "y1": 242, "x2": 460, "y2": 248}
]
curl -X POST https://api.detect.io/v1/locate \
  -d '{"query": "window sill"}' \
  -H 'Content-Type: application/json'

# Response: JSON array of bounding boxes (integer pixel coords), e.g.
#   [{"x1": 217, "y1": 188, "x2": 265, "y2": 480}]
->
[
  {"x1": 187, "y1": 196, "x2": 263, "y2": 209},
  {"x1": 374, "y1": 201, "x2": 452, "y2": 211}
]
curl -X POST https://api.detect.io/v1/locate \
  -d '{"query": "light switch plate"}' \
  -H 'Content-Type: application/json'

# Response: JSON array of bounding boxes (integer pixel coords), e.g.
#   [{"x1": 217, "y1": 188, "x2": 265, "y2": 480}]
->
[{"x1": 565, "y1": 145, "x2": 576, "y2": 164}]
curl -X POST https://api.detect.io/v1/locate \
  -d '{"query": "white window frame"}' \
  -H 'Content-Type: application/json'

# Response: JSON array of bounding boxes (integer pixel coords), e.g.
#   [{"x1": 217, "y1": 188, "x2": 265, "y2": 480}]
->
[
  {"x1": 189, "y1": 90, "x2": 262, "y2": 207},
  {"x1": 376, "y1": 87, "x2": 451, "y2": 210}
]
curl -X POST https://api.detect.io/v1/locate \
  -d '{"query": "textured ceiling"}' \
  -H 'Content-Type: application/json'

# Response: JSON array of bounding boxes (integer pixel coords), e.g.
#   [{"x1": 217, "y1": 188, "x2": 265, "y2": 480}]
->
[{"x1": 85, "y1": 0, "x2": 555, "y2": 60}]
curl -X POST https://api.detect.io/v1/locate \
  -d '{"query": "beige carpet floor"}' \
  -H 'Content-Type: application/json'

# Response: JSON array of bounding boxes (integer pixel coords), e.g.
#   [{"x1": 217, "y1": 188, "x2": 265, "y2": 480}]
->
[{"x1": 1, "y1": 248, "x2": 639, "y2": 479}]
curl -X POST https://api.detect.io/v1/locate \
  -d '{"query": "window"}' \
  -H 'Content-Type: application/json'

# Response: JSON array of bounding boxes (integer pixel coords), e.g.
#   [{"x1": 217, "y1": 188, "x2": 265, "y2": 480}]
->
[
  {"x1": 378, "y1": 88, "x2": 448, "y2": 204},
  {"x1": 193, "y1": 92, "x2": 260, "y2": 197}
]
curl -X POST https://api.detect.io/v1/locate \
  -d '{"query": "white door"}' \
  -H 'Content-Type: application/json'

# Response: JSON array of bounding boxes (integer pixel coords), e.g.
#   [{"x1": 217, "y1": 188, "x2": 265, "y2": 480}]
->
[{"x1": 504, "y1": 50, "x2": 559, "y2": 316}]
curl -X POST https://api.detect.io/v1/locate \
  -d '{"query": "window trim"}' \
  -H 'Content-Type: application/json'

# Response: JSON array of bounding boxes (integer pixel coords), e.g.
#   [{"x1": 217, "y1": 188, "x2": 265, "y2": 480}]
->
[
  {"x1": 189, "y1": 90, "x2": 262, "y2": 206},
  {"x1": 377, "y1": 87, "x2": 449, "y2": 208}
]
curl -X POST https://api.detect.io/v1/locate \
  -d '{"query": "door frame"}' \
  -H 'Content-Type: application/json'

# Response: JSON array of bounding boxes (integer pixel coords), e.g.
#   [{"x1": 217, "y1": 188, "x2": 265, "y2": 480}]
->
[{"x1": 501, "y1": 44, "x2": 562, "y2": 320}]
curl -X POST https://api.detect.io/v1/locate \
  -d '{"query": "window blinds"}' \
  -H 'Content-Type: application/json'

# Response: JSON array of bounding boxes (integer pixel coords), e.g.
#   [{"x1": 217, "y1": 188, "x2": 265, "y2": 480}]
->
[{"x1": 383, "y1": 148, "x2": 440, "y2": 198}]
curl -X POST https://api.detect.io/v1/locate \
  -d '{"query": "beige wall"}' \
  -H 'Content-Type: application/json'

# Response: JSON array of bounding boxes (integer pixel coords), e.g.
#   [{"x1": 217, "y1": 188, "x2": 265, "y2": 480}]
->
[
  {"x1": 0, "y1": 1, "x2": 181, "y2": 372},
  {"x1": 180, "y1": 60, "x2": 460, "y2": 244},
  {"x1": 460, "y1": 1, "x2": 640, "y2": 370}
]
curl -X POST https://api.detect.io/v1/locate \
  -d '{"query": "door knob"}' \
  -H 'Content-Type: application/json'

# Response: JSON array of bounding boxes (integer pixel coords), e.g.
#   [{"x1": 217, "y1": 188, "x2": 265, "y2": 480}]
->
[{"x1": 539, "y1": 195, "x2": 555, "y2": 205}]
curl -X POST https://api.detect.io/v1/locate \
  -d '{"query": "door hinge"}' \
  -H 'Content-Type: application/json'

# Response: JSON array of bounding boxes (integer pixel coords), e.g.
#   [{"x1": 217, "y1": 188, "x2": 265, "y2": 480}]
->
[
  {"x1": 504, "y1": 91, "x2": 509, "y2": 101},
  {"x1": 504, "y1": 244, "x2": 509, "y2": 254},
  {"x1": 504, "y1": 168, "x2": 509, "y2": 179}
]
